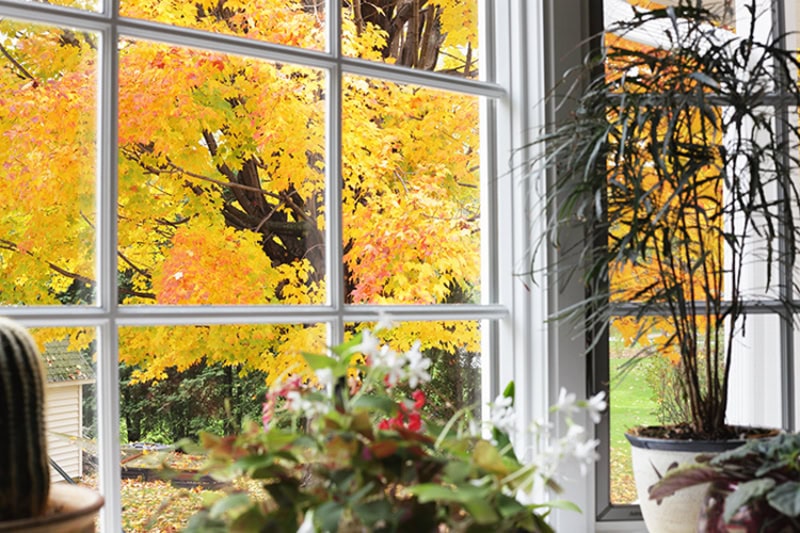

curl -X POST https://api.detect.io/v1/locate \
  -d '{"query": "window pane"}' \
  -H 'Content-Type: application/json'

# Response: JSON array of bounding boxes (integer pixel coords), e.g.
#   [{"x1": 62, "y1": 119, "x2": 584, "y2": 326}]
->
[
  {"x1": 608, "y1": 319, "x2": 661, "y2": 505},
  {"x1": 0, "y1": 20, "x2": 98, "y2": 306},
  {"x1": 28, "y1": 327, "x2": 98, "y2": 489},
  {"x1": 118, "y1": 39, "x2": 326, "y2": 305},
  {"x1": 342, "y1": 76, "x2": 481, "y2": 304},
  {"x1": 343, "y1": 0, "x2": 479, "y2": 79},
  {"x1": 119, "y1": 0, "x2": 325, "y2": 50},
  {"x1": 118, "y1": 322, "x2": 325, "y2": 529},
  {"x1": 727, "y1": 314, "x2": 783, "y2": 429},
  {"x1": 347, "y1": 320, "x2": 482, "y2": 420},
  {"x1": 6, "y1": 0, "x2": 100, "y2": 12}
]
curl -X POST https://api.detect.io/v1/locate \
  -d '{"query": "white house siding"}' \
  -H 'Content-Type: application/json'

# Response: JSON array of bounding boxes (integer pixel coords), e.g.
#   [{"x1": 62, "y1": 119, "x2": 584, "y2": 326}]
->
[{"x1": 45, "y1": 383, "x2": 84, "y2": 482}]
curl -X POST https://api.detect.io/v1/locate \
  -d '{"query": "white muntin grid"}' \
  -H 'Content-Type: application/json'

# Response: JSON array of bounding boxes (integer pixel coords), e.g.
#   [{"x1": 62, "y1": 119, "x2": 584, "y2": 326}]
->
[{"x1": 0, "y1": 1, "x2": 554, "y2": 530}]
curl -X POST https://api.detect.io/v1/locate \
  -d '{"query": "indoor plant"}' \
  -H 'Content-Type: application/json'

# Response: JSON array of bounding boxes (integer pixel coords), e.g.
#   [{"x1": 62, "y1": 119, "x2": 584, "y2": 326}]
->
[
  {"x1": 185, "y1": 328, "x2": 607, "y2": 532},
  {"x1": 535, "y1": 0, "x2": 800, "y2": 530},
  {"x1": 0, "y1": 317, "x2": 103, "y2": 532},
  {"x1": 650, "y1": 432, "x2": 800, "y2": 532}
]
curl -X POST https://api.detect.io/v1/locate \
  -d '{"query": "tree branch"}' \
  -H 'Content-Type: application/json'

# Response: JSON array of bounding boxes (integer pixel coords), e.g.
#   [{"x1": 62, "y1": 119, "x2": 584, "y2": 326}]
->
[{"x1": 0, "y1": 42, "x2": 36, "y2": 82}]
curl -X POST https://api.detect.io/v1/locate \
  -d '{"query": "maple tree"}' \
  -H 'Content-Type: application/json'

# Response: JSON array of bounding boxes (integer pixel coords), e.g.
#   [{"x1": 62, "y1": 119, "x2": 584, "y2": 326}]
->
[{"x1": 0, "y1": 2, "x2": 481, "y2": 396}]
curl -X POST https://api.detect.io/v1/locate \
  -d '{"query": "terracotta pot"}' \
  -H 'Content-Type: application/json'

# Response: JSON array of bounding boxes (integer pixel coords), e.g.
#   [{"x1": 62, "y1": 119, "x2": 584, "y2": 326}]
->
[
  {"x1": 625, "y1": 432, "x2": 746, "y2": 533},
  {"x1": 0, "y1": 484, "x2": 104, "y2": 533}
]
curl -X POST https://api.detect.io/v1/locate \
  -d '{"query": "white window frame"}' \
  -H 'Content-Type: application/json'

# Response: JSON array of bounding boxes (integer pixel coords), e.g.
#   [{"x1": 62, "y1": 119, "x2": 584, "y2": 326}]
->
[{"x1": 0, "y1": 0, "x2": 570, "y2": 530}]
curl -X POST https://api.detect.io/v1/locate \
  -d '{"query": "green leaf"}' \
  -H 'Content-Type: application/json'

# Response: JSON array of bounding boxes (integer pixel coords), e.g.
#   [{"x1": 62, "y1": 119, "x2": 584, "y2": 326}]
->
[
  {"x1": 352, "y1": 499, "x2": 394, "y2": 527},
  {"x1": 230, "y1": 506, "x2": 269, "y2": 533},
  {"x1": 183, "y1": 511, "x2": 228, "y2": 533},
  {"x1": 495, "y1": 492, "x2": 526, "y2": 518},
  {"x1": 443, "y1": 460, "x2": 472, "y2": 483},
  {"x1": 351, "y1": 394, "x2": 396, "y2": 413},
  {"x1": 502, "y1": 381, "x2": 515, "y2": 403},
  {"x1": 315, "y1": 501, "x2": 344, "y2": 532},
  {"x1": 724, "y1": 479, "x2": 776, "y2": 523},
  {"x1": 209, "y1": 492, "x2": 252, "y2": 518},
  {"x1": 301, "y1": 352, "x2": 338, "y2": 371},
  {"x1": 538, "y1": 499, "x2": 582, "y2": 513},
  {"x1": 473, "y1": 439, "x2": 511, "y2": 476},
  {"x1": 408, "y1": 484, "x2": 465, "y2": 502},
  {"x1": 767, "y1": 482, "x2": 800, "y2": 517},
  {"x1": 463, "y1": 497, "x2": 501, "y2": 525}
]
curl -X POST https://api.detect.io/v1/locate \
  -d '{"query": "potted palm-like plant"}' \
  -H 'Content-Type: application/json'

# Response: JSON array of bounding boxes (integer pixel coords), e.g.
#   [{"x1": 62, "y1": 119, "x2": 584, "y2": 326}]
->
[{"x1": 535, "y1": 1, "x2": 800, "y2": 531}]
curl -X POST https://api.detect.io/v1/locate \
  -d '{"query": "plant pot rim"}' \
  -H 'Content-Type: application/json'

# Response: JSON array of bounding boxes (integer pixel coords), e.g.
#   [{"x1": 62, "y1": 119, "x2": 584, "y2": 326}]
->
[
  {"x1": 625, "y1": 426, "x2": 781, "y2": 452},
  {"x1": 0, "y1": 484, "x2": 104, "y2": 532}
]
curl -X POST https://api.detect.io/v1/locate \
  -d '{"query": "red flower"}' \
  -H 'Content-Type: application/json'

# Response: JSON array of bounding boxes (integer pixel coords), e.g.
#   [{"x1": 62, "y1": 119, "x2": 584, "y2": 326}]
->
[
  {"x1": 407, "y1": 412, "x2": 422, "y2": 432},
  {"x1": 412, "y1": 389, "x2": 426, "y2": 409}
]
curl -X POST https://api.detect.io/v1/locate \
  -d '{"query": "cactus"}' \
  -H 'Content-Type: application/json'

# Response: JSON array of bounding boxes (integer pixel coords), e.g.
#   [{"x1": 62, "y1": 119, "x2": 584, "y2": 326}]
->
[{"x1": 0, "y1": 317, "x2": 50, "y2": 520}]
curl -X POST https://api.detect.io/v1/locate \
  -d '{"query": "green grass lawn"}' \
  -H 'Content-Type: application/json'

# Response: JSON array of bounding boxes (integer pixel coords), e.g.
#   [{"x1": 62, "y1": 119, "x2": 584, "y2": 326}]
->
[{"x1": 608, "y1": 357, "x2": 660, "y2": 504}]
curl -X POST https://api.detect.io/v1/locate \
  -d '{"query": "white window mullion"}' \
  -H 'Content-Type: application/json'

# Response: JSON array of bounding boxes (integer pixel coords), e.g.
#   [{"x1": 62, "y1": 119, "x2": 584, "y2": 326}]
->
[
  {"x1": 327, "y1": 0, "x2": 345, "y2": 345},
  {"x1": 97, "y1": 1, "x2": 122, "y2": 529},
  {"x1": 479, "y1": 0, "x2": 499, "y2": 414}
]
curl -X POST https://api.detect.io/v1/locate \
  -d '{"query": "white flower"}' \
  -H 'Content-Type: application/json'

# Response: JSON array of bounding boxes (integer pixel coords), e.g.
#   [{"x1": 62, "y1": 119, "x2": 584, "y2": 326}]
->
[
  {"x1": 490, "y1": 394, "x2": 516, "y2": 435},
  {"x1": 584, "y1": 390, "x2": 607, "y2": 424},
  {"x1": 529, "y1": 417, "x2": 553, "y2": 436},
  {"x1": 404, "y1": 341, "x2": 431, "y2": 388},
  {"x1": 375, "y1": 345, "x2": 405, "y2": 386},
  {"x1": 572, "y1": 438, "x2": 600, "y2": 475},
  {"x1": 553, "y1": 387, "x2": 578, "y2": 414},
  {"x1": 285, "y1": 391, "x2": 328, "y2": 417},
  {"x1": 374, "y1": 311, "x2": 395, "y2": 332},
  {"x1": 314, "y1": 367, "x2": 335, "y2": 389},
  {"x1": 297, "y1": 510, "x2": 316, "y2": 533},
  {"x1": 285, "y1": 390, "x2": 303, "y2": 411},
  {"x1": 561, "y1": 424, "x2": 586, "y2": 450},
  {"x1": 349, "y1": 329, "x2": 380, "y2": 358}
]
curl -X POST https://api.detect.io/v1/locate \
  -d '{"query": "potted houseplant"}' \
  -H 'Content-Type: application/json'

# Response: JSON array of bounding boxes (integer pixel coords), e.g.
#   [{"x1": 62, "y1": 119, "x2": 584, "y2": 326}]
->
[
  {"x1": 0, "y1": 317, "x2": 103, "y2": 532},
  {"x1": 650, "y1": 432, "x2": 800, "y2": 532},
  {"x1": 535, "y1": 0, "x2": 800, "y2": 530},
  {"x1": 185, "y1": 327, "x2": 608, "y2": 532}
]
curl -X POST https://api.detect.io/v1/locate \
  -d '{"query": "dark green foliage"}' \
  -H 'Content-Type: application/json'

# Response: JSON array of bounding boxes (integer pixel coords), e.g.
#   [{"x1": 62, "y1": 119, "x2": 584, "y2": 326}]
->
[
  {"x1": 120, "y1": 359, "x2": 267, "y2": 443},
  {"x1": 0, "y1": 317, "x2": 50, "y2": 520}
]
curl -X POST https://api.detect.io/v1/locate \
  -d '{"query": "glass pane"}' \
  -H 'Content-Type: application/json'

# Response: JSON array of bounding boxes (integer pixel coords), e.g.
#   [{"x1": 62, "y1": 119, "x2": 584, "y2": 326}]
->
[
  {"x1": 342, "y1": 76, "x2": 481, "y2": 304},
  {"x1": 6, "y1": 0, "x2": 100, "y2": 11},
  {"x1": 118, "y1": 323, "x2": 325, "y2": 529},
  {"x1": 119, "y1": 0, "x2": 325, "y2": 50},
  {"x1": 608, "y1": 320, "x2": 661, "y2": 505},
  {"x1": 727, "y1": 314, "x2": 783, "y2": 430},
  {"x1": 118, "y1": 39, "x2": 326, "y2": 305},
  {"x1": 0, "y1": 20, "x2": 98, "y2": 306},
  {"x1": 343, "y1": 0, "x2": 480, "y2": 79},
  {"x1": 27, "y1": 327, "x2": 98, "y2": 489},
  {"x1": 346, "y1": 320, "x2": 482, "y2": 421}
]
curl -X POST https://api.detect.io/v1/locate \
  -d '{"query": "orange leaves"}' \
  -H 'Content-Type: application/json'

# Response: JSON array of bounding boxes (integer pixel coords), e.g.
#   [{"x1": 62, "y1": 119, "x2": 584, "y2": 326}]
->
[
  {"x1": 152, "y1": 224, "x2": 276, "y2": 305},
  {"x1": 342, "y1": 77, "x2": 480, "y2": 304}
]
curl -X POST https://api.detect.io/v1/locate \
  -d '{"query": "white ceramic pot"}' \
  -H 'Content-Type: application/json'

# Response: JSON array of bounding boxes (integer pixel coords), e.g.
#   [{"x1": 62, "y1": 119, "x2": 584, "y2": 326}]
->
[
  {"x1": 626, "y1": 433, "x2": 744, "y2": 533},
  {"x1": 0, "y1": 484, "x2": 104, "y2": 533}
]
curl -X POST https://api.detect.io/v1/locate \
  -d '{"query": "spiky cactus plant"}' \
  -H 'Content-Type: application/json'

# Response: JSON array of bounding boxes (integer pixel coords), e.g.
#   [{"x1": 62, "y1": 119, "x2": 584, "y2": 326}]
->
[{"x1": 0, "y1": 317, "x2": 50, "y2": 521}]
